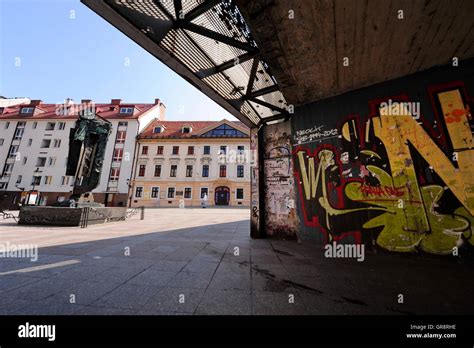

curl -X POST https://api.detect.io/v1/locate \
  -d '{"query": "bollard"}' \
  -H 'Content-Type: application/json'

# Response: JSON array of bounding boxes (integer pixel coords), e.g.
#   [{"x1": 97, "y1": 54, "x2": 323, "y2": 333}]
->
[{"x1": 140, "y1": 206, "x2": 145, "y2": 220}]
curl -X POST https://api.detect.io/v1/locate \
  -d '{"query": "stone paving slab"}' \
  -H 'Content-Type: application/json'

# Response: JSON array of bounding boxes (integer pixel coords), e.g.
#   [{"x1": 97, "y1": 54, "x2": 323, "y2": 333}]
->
[{"x1": 1, "y1": 208, "x2": 474, "y2": 315}]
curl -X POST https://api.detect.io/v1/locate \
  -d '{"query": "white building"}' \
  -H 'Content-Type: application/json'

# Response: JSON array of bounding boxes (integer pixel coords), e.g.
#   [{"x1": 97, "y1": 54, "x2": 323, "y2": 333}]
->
[
  {"x1": 0, "y1": 99, "x2": 165, "y2": 209},
  {"x1": 0, "y1": 97, "x2": 31, "y2": 107},
  {"x1": 131, "y1": 119, "x2": 251, "y2": 208}
]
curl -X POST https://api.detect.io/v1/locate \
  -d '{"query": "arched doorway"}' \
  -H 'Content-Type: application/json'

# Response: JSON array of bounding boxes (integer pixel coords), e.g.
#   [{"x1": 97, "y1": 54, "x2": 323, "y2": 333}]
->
[{"x1": 214, "y1": 186, "x2": 230, "y2": 205}]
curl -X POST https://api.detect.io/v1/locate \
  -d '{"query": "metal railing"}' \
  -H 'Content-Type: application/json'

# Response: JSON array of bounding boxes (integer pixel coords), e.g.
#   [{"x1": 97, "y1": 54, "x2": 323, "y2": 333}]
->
[{"x1": 80, "y1": 206, "x2": 144, "y2": 229}]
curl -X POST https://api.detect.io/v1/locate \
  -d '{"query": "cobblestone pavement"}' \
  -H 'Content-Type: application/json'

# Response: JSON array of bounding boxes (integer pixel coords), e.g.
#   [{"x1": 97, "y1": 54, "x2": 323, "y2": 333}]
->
[{"x1": 1, "y1": 208, "x2": 473, "y2": 315}]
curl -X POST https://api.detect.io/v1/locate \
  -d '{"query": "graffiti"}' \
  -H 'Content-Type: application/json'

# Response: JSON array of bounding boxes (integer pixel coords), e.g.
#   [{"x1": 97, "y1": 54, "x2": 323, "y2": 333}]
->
[
  {"x1": 293, "y1": 81, "x2": 474, "y2": 255},
  {"x1": 294, "y1": 124, "x2": 338, "y2": 145}
]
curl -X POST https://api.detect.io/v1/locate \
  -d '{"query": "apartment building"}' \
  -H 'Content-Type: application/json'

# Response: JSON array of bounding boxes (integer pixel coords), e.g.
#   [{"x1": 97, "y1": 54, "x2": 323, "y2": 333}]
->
[
  {"x1": 130, "y1": 119, "x2": 250, "y2": 207},
  {"x1": 0, "y1": 98, "x2": 165, "y2": 209}
]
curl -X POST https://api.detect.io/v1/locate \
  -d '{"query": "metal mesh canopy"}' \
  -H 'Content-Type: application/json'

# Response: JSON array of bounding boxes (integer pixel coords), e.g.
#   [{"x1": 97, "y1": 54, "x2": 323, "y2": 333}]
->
[{"x1": 82, "y1": 0, "x2": 289, "y2": 127}]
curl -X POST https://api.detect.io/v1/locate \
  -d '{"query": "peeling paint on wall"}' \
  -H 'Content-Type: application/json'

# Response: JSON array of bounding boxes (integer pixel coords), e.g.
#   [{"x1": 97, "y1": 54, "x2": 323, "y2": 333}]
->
[
  {"x1": 250, "y1": 127, "x2": 260, "y2": 237},
  {"x1": 264, "y1": 121, "x2": 298, "y2": 238}
]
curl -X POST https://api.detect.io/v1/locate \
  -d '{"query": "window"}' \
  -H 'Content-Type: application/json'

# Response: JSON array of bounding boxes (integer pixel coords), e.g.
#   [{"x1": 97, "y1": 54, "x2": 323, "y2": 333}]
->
[
  {"x1": 5, "y1": 122, "x2": 10, "y2": 129},
  {"x1": 154, "y1": 165, "x2": 162, "y2": 177},
  {"x1": 3, "y1": 163, "x2": 13, "y2": 174},
  {"x1": 135, "y1": 187, "x2": 143, "y2": 198},
  {"x1": 237, "y1": 165, "x2": 244, "y2": 178},
  {"x1": 110, "y1": 168, "x2": 120, "y2": 181},
  {"x1": 219, "y1": 165, "x2": 227, "y2": 177},
  {"x1": 61, "y1": 176, "x2": 72, "y2": 185},
  {"x1": 172, "y1": 146, "x2": 179, "y2": 155},
  {"x1": 167, "y1": 187, "x2": 175, "y2": 199},
  {"x1": 32, "y1": 122, "x2": 37, "y2": 129},
  {"x1": 113, "y1": 148, "x2": 123, "y2": 161},
  {"x1": 0, "y1": 139, "x2": 3, "y2": 146},
  {"x1": 120, "y1": 107, "x2": 134, "y2": 114},
  {"x1": 27, "y1": 139, "x2": 32, "y2": 147},
  {"x1": 184, "y1": 188, "x2": 192, "y2": 199},
  {"x1": 236, "y1": 188, "x2": 244, "y2": 200},
  {"x1": 14, "y1": 128, "x2": 24, "y2": 140},
  {"x1": 48, "y1": 157, "x2": 56, "y2": 166},
  {"x1": 36, "y1": 157, "x2": 46, "y2": 167},
  {"x1": 138, "y1": 165, "x2": 146, "y2": 177},
  {"x1": 41, "y1": 139, "x2": 51, "y2": 148},
  {"x1": 20, "y1": 107, "x2": 34, "y2": 114},
  {"x1": 202, "y1": 165, "x2": 209, "y2": 178},
  {"x1": 58, "y1": 122, "x2": 66, "y2": 130},
  {"x1": 46, "y1": 122, "x2": 55, "y2": 131},
  {"x1": 238, "y1": 145, "x2": 245, "y2": 154},
  {"x1": 31, "y1": 176, "x2": 41, "y2": 185},
  {"x1": 118, "y1": 121, "x2": 128, "y2": 127},
  {"x1": 203, "y1": 145, "x2": 210, "y2": 155},
  {"x1": 156, "y1": 146, "x2": 164, "y2": 155},
  {"x1": 187, "y1": 146, "x2": 194, "y2": 155},
  {"x1": 153, "y1": 126, "x2": 162, "y2": 134},
  {"x1": 116, "y1": 131, "x2": 126, "y2": 144},
  {"x1": 151, "y1": 187, "x2": 160, "y2": 198},
  {"x1": 17, "y1": 121, "x2": 25, "y2": 127},
  {"x1": 182, "y1": 126, "x2": 191, "y2": 133},
  {"x1": 186, "y1": 165, "x2": 193, "y2": 177},
  {"x1": 220, "y1": 146, "x2": 227, "y2": 155},
  {"x1": 44, "y1": 176, "x2": 52, "y2": 185},
  {"x1": 16, "y1": 175, "x2": 22, "y2": 184},
  {"x1": 200, "y1": 188, "x2": 208, "y2": 199},
  {"x1": 141, "y1": 146, "x2": 148, "y2": 155},
  {"x1": 8, "y1": 145, "x2": 19, "y2": 158},
  {"x1": 170, "y1": 165, "x2": 177, "y2": 177},
  {"x1": 202, "y1": 124, "x2": 247, "y2": 137},
  {"x1": 23, "y1": 157, "x2": 27, "y2": 165},
  {"x1": 53, "y1": 139, "x2": 61, "y2": 148}
]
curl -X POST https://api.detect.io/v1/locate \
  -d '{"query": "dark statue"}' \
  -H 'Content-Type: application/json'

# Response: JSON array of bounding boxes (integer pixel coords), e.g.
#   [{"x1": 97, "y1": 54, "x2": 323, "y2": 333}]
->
[{"x1": 60, "y1": 110, "x2": 112, "y2": 207}]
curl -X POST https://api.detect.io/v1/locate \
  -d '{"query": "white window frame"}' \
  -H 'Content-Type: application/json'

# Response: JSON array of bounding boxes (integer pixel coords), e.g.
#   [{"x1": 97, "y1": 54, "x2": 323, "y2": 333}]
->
[
  {"x1": 167, "y1": 187, "x2": 176, "y2": 199},
  {"x1": 135, "y1": 186, "x2": 144, "y2": 198},
  {"x1": 236, "y1": 188, "x2": 244, "y2": 200},
  {"x1": 183, "y1": 187, "x2": 192, "y2": 200},
  {"x1": 119, "y1": 107, "x2": 134, "y2": 114},
  {"x1": 200, "y1": 187, "x2": 209, "y2": 199},
  {"x1": 151, "y1": 186, "x2": 160, "y2": 199},
  {"x1": 20, "y1": 107, "x2": 34, "y2": 114}
]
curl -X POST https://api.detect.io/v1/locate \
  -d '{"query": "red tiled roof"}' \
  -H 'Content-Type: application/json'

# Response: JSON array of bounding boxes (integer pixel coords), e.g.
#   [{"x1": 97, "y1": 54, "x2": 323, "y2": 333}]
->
[
  {"x1": 0, "y1": 102, "x2": 159, "y2": 120},
  {"x1": 140, "y1": 120, "x2": 249, "y2": 139}
]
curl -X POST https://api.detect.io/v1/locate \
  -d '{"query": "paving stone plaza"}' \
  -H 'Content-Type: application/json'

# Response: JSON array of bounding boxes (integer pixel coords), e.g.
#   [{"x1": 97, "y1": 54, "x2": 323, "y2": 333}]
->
[{"x1": 1, "y1": 208, "x2": 473, "y2": 315}]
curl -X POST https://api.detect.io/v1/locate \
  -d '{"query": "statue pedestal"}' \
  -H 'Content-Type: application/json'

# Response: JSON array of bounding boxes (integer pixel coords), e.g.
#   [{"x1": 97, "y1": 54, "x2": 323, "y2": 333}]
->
[{"x1": 18, "y1": 206, "x2": 127, "y2": 226}]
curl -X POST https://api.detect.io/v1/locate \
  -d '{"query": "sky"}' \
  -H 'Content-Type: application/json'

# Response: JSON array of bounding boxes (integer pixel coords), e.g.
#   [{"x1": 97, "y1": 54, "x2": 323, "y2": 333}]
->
[{"x1": 0, "y1": 0, "x2": 235, "y2": 121}]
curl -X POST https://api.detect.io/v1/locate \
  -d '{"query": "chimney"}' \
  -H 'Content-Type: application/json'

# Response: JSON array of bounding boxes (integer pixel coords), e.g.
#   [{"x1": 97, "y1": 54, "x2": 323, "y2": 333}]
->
[
  {"x1": 111, "y1": 99, "x2": 122, "y2": 105},
  {"x1": 65, "y1": 98, "x2": 74, "y2": 105},
  {"x1": 30, "y1": 100, "x2": 42, "y2": 106},
  {"x1": 81, "y1": 99, "x2": 92, "y2": 104},
  {"x1": 154, "y1": 98, "x2": 160, "y2": 105}
]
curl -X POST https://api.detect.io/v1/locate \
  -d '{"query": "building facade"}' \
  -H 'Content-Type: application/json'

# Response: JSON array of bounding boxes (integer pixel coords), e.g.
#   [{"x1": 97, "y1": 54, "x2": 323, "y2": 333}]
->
[
  {"x1": 130, "y1": 119, "x2": 250, "y2": 208},
  {"x1": 0, "y1": 98, "x2": 165, "y2": 209}
]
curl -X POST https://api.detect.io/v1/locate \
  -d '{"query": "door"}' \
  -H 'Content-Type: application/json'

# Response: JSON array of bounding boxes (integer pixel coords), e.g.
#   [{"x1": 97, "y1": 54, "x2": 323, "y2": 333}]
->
[{"x1": 214, "y1": 186, "x2": 230, "y2": 205}]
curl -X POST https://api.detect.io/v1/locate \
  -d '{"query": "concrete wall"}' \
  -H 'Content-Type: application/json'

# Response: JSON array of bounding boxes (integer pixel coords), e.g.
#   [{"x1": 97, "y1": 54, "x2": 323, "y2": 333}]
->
[{"x1": 288, "y1": 59, "x2": 474, "y2": 255}]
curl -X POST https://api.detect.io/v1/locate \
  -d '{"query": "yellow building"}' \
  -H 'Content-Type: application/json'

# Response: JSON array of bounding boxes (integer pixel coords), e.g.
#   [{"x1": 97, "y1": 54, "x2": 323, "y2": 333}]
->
[{"x1": 130, "y1": 119, "x2": 250, "y2": 208}]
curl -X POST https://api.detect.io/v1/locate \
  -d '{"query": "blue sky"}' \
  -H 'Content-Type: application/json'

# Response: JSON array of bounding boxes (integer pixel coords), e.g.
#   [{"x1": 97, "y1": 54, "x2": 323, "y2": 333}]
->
[{"x1": 0, "y1": 0, "x2": 234, "y2": 121}]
